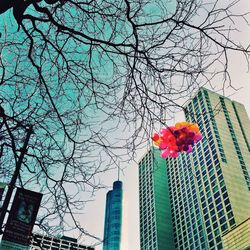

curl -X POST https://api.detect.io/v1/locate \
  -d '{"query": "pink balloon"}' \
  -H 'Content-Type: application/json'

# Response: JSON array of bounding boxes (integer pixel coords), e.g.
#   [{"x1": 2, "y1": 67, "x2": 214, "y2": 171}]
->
[
  {"x1": 194, "y1": 133, "x2": 202, "y2": 142},
  {"x1": 161, "y1": 148, "x2": 170, "y2": 158},
  {"x1": 159, "y1": 141, "x2": 168, "y2": 149},
  {"x1": 187, "y1": 145, "x2": 193, "y2": 153},
  {"x1": 170, "y1": 150, "x2": 179, "y2": 158}
]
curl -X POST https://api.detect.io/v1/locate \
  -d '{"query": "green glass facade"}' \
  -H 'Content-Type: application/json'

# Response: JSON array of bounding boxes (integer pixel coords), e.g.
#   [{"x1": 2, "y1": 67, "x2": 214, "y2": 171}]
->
[
  {"x1": 139, "y1": 148, "x2": 175, "y2": 250},
  {"x1": 166, "y1": 88, "x2": 250, "y2": 249},
  {"x1": 103, "y1": 181, "x2": 122, "y2": 250}
]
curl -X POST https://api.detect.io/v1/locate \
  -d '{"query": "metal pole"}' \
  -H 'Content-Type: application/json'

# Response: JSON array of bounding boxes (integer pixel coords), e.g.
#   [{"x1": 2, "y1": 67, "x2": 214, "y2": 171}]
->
[{"x1": 0, "y1": 125, "x2": 33, "y2": 233}]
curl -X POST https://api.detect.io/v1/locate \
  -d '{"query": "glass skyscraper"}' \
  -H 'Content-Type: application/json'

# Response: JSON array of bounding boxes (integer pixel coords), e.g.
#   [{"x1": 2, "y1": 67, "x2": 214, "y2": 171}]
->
[
  {"x1": 139, "y1": 88, "x2": 250, "y2": 250},
  {"x1": 103, "y1": 180, "x2": 123, "y2": 250},
  {"x1": 166, "y1": 88, "x2": 250, "y2": 250},
  {"x1": 139, "y1": 148, "x2": 175, "y2": 250}
]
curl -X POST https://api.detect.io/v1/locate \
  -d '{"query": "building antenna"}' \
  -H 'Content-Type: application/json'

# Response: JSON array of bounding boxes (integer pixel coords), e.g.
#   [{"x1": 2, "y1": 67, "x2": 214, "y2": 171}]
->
[{"x1": 118, "y1": 166, "x2": 120, "y2": 181}]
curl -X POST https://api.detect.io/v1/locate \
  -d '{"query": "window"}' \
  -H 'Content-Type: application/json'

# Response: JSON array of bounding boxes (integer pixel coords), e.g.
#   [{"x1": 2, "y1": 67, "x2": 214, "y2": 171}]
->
[
  {"x1": 217, "y1": 243, "x2": 223, "y2": 250},
  {"x1": 211, "y1": 215, "x2": 217, "y2": 223},
  {"x1": 221, "y1": 223, "x2": 228, "y2": 232},
  {"x1": 227, "y1": 211, "x2": 233, "y2": 219},
  {"x1": 214, "y1": 228, "x2": 220, "y2": 236},
  {"x1": 224, "y1": 198, "x2": 230, "y2": 205},
  {"x1": 216, "y1": 203, "x2": 223, "y2": 211},
  {"x1": 219, "y1": 216, "x2": 226, "y2": 224},
  {"x1": 213, "y1": 186, "x2": 219, "y2": 193},
  {"x1": 226, "y1": 204, "x2": 232, "y2": 212},
  {"x1": 210, "y1": 209, "x2": 215, "y2": 216},
  {"x1": 229, "y1": 218, "x2": 235, "y2": 226},
  {"x1": 214, "y1": 191, "x2": 220, "y2": 199},
  {"x1": 209, "y1": 241, "x2": 214, "y2": 248},
  {"x1": 215, "y1": 236, "x2": 221, "y2": 243},
  {"x1": 215, "y1": 197, "x2": 222, "y2": 205}
]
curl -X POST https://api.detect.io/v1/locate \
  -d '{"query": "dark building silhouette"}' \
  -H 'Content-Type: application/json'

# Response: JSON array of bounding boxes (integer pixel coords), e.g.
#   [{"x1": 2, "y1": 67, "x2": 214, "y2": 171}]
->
[{"x1": 30, "y1": 234, "x2": 94, "y2": 250}]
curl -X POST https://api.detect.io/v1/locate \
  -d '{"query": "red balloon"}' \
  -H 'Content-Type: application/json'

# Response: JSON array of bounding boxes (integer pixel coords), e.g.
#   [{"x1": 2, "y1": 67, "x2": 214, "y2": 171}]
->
[{"x1": 152, "y1": 133, "x2": 160, "y2": 141}]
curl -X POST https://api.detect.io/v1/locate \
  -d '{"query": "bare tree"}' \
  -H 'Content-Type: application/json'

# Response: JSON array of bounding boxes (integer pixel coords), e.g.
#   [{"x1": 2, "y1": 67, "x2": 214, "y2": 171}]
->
[{"x1": 0, "y1": 0, "x2": 250, "y2": 244}]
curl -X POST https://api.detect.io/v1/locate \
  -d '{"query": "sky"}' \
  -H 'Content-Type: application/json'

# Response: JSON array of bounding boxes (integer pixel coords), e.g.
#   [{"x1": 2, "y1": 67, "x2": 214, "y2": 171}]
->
[{"x1": 77, "y1": 1, "x2": 250, "y2": 249}]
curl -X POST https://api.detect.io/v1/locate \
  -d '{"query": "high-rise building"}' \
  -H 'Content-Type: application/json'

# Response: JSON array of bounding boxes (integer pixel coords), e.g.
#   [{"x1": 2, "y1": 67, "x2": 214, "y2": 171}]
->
[
  {"x1": 138, "y1": 148, "x2": 175, "y2": 250},
  {"x1": 30, "y1": 234, "x2": 94, "y2": 250},
  {"x1": 166, "y1": 88, "x2": 250, "y2": 249},
  {"x1": 103, "y1": 180, "x2": 123, "y2": 250}
]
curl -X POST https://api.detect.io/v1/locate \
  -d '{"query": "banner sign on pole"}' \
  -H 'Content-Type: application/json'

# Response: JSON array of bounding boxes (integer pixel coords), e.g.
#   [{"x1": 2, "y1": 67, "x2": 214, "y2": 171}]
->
[{"x1": 1, "y1": 188, "x2": 43, "y2": 248}]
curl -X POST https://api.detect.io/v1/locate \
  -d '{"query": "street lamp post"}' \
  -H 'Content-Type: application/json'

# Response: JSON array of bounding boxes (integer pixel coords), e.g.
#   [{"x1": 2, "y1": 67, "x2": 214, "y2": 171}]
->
[{"x1": 0, "y1": 106, "x2": 33, "y2": 233}]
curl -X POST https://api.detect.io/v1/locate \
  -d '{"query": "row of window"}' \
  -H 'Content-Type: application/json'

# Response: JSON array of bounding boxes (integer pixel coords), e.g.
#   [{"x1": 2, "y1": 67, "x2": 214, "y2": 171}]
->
[
  {"x1": 220, "y1": 97, "x2": 250, "y2": 191},
  {"x1": 203, "y1": 90, "x2": 227, "y2": 163},
  {"x1": 167, "y1": 152, "x2": 206, "y2": 250},
  {"x1": 139, "y1": 152, "x2": 158, "y2": 250},
  {"x1": 31, "y1": 238, "x2": 92, "y2": 250},
  {"x1": 232, "y1": 102, "x2": 250, "y2": 152}
]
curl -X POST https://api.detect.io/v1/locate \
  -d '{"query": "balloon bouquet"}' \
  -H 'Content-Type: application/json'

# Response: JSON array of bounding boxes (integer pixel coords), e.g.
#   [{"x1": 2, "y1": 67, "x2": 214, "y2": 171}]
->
[{"x1": 152, "y1": 122, "x2": 202, "y2": 158}]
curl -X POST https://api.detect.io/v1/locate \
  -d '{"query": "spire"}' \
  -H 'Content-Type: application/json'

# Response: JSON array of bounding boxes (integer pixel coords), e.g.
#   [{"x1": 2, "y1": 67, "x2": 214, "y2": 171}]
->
[{"x1": 118, "y1": 166, "x2": 120, "y2": 181}]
